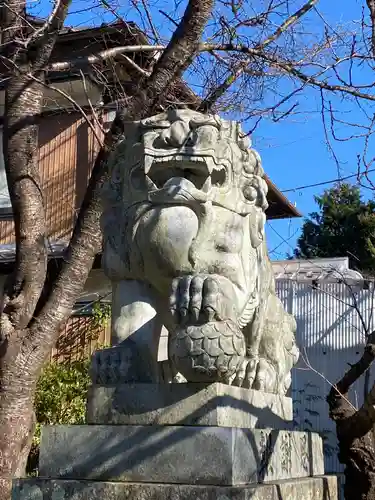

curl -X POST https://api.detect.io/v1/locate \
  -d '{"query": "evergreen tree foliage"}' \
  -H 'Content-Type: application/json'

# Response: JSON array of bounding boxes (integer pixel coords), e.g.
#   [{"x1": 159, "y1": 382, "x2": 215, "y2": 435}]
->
[{"x1": 294, "y1": 183, "x2": 375, "y2": 272}]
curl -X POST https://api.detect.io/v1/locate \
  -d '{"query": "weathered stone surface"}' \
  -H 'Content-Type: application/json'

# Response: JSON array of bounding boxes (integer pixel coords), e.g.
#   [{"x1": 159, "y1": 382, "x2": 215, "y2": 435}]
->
[
  {"x1": 86, "y1": 383, "x2": 293, "y2": 428},
  {"x1": 274, "y1": 476, "x2": 340, "y2": 500},
  {"x1": 258, "y1": 431, "x2": 324, "y2": 482},
  {"x1": 39, "y1": 425, "x2": 323, "y2": 486},
  {"x1": 100, "y1": 108, "x2": 299, "y2": 394},
  {"x1": 12, "y1": 476, "x2": 339, "y2": 500},
  {"x1": 90, "y1": 344, "x2": 155, "y2": 385}
]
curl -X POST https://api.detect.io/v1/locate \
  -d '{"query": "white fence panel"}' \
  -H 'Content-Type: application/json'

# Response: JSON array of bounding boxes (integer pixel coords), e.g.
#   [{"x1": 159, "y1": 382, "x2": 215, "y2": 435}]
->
[{"x1": 275, "y1": 280, "x2": 375, "y2": 473}]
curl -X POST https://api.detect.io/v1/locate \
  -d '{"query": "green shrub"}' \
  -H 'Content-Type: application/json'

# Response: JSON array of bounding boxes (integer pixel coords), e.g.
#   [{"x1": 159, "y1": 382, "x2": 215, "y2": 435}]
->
[
  {"x1": 27, "y1": 358, "x2": 91, "y2": 475},
  {"x1": 35, "y1": 358, "x2": 91, "y2": 424},
  {"x1": 92, "y1": 301, "x2": 111, "y2": 329}
]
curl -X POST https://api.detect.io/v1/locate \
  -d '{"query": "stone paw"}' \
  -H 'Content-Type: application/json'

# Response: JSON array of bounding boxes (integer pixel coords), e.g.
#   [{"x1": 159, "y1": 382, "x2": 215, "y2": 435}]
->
[
  {"x1": 232, "y1": 355, "x2": 279, "y2": 393},
  {"x1": 89, "y1": 345, "x2": 148, "y2": 384},
  {"x1": 232, "y1": 355, "x2": 259, "y2": 389},
  {"x1": 168, "y1": 274, "x2": 237, "y2": 326}
]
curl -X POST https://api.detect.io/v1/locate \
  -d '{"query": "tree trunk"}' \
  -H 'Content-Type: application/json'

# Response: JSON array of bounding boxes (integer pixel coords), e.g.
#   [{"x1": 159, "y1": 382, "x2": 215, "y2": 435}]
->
[
  {"x1": 0, "y1": 398, "x2": 35, "y2": 499},
  {"x1": 327, "y1": 333, "x2": 375, "y2": 499},
  {"x1": 329, "y1": 400, "x2": 375, "y2": 500},
  {"x1": 0, "y1": 337, "x2": 37, "y2": 498},
  {"x1": 0, "y1": 3, "x2": 71, "y2": 495},
  {"x1": 0, "y1": 1, "x2": 214, "y2": 497}
]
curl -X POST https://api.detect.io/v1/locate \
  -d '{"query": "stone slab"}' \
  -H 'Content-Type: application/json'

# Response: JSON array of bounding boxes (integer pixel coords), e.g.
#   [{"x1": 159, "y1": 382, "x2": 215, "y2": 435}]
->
[
  {"x1": 86, "y1": 383, "x2": 293, "y2": 428},
  {"x1": 12, "y1": 476, "x2": 339, "y2": 500},
  {"x1": 39, "y1": 425, "x2": 324, "y2": 486}
]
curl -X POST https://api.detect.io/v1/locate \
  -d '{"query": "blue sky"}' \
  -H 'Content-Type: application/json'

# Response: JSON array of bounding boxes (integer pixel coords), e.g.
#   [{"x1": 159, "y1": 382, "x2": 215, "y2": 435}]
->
[{"x1": 29, "y1": 0, "x2": 375, "y2": 260}]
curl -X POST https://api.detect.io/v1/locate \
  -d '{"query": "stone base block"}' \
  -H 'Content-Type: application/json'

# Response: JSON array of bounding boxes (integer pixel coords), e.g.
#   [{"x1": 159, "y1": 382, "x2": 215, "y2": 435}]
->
[
  {"x1": 12, "y1": 476, "x2": 339, "y2": 500},
  {"x1": 86, "y1": 383, "x2": 292, "y2": 428},
  {"x1": 39, "y1": 425, "x2": 324, "y2": 486}
]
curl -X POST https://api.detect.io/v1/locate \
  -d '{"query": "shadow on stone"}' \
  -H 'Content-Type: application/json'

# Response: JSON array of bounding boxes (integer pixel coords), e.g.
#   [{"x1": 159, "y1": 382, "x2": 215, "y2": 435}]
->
[{"x1": 87, "y1": 383, "x2": 293, "y2": 429}]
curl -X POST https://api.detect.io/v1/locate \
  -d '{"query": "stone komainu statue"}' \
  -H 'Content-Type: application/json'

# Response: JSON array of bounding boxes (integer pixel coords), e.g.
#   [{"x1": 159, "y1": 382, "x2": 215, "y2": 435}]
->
[{"x1": 98, "y1": 109, "x2": 299, "y2": 395}]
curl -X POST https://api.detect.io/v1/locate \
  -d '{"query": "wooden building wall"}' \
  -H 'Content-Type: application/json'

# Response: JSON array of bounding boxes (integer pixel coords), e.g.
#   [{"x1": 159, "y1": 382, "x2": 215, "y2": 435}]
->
[
  {"x1": 50, "y1": 314, "x2": 111, "y2": 363},
  {"x1": 0, "y1": 111, "x2": 109, "y2": 363},
  {"x1": 0, "y1": 111, "x2": 102, "y2": 244}
]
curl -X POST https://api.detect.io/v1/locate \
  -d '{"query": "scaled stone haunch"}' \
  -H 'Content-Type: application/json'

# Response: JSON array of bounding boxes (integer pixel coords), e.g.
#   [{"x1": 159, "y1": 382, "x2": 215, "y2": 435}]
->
[{"x1": 169, "y1": 320, "x2": 246, "y2": 383}]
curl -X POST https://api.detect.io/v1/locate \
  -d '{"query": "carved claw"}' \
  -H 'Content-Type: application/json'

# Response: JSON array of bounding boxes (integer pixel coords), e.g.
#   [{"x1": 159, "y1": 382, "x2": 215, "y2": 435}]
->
[
  {"x1": 169, "y1": 274, "x2": 236, "y2": 326},
  {"x1": 252, "y1": 359, "x2": 276, "y2": 392},
  {"x1": 232, "y1": 355, "x2": 259, "y2": 389},
  {"x1": 169, "y1": 275, "x2": 221, "y2": 325},
  {"x1": 232, "y1": 355, "x2": 284, "y2": 393}
]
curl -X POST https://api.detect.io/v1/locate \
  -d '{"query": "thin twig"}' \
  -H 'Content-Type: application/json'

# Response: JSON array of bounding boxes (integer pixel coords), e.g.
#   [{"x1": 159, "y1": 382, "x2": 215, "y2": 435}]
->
[
  {"x1": 199, "y1": 0, "x2": 320, "y2": 109},
  {"x1": 78, "y1": 69, "x2": 105, "y2": 135}
]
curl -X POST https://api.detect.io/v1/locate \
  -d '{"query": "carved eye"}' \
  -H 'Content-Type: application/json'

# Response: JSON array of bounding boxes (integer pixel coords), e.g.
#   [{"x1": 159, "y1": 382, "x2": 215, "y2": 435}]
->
[
  {"x1": 189, "y1": 115, "x2": 221, "y2": 130},
  {"x1": 192, "y1": 125, "x2": 219, "y2": 149}
]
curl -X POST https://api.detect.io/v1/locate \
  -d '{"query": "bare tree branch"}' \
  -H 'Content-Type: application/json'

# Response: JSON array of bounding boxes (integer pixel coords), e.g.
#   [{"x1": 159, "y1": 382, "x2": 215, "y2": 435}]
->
[
  {"x1": 261, "y1": 0, "x2": 319, "y2": 49},
  {"x1": 49, "y1": 45, "x2": 165, "y2": 72},
  {"x1": 26, "y1": 0, "x2": 70, "y2": 46},
  {"x1": 331, "y1": 331, "x2": 375, "y2": 399},
  {"x1": 200, "y1": 0, "x2": 320, "y2": 110},
  {"x1": 46, "y1": 37, "x2": 375, "y2": 109},
  {"x1": 366, "y1": 0, "x2": 375, "y2": 57},
  {"x1": 140, "y1": 0, "x2": 160, "y2": 43},
  {"x1": 120, "y1": 53, "x2": 151, "y2": 76},
  {"x1": 48, "y1": 40, "x2": 375, "y2": 109},
  {"x1": 138, "y1": 0, "x2": 215, "y2": 116},
  {"x1": 198, "y1": 44, "x2": 375, "y2": 103}
]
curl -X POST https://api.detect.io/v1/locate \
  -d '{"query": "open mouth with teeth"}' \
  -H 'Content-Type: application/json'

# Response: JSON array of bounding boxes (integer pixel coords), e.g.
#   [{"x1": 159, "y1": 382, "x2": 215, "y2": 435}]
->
[{"x1": 144, "y1": 156, "x2": 227, "y2": 196}]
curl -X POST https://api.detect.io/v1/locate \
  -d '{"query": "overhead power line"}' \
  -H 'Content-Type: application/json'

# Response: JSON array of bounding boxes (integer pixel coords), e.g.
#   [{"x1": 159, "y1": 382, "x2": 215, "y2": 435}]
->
[{"x1": 282, "y1": 168, "x2": 375, "y2": 193}]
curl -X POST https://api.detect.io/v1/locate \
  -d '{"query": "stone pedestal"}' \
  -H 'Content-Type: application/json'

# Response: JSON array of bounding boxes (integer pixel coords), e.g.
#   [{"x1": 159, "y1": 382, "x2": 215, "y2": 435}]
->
[
  {"x1": 86, "y1": 382, "x2": 293, "y2": 428},
  {"x1": 12, "y1": 382, "x2": 339, "y2": 500},
  {"x1": 13, "y1": 477, "x2": 339, "y2": 500},
  {"x1": 38, "y1": 425, "x2": 323, "y2": 485}
]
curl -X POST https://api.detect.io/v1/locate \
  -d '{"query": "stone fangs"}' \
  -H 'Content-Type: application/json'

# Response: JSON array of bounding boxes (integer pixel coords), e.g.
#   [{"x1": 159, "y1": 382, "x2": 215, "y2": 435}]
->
[{"x1": 144, "y1": 155, "x2": 228, "y2": 194}]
